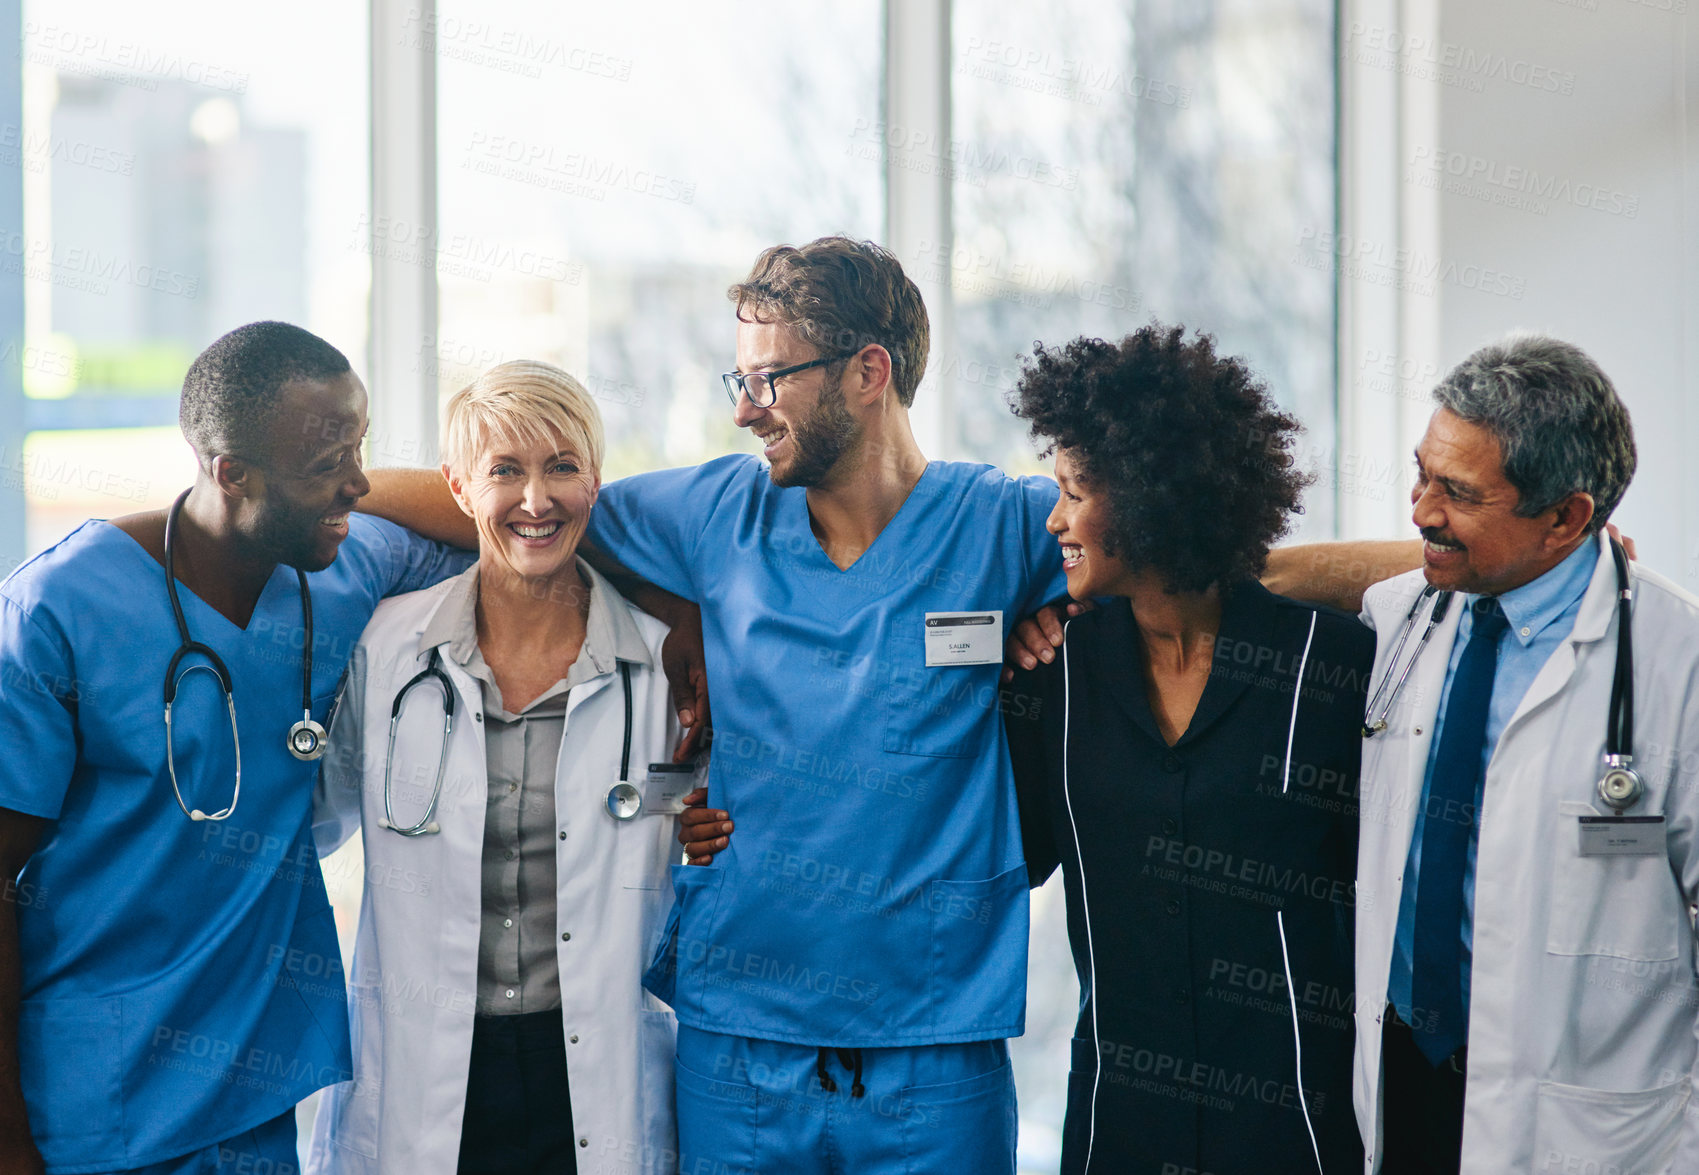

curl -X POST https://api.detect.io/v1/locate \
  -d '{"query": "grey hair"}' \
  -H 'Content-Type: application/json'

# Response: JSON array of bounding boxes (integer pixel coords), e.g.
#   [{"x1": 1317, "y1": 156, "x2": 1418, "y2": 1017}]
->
[{"x1": 1431, "y1": 334, "x2": 1636, "y2": 533}]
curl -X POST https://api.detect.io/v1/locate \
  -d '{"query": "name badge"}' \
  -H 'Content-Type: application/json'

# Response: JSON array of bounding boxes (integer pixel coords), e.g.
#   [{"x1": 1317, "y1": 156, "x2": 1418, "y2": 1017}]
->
[
  {"x1": 1578, "y1": 815, "x2": 1667, "y2": 857},
  {"x1": 924, "y1": 611, "x2": 1004, "y2": 667},
  {"x1": 642, "y1": 761, "x2": 699, "y2": 815}
]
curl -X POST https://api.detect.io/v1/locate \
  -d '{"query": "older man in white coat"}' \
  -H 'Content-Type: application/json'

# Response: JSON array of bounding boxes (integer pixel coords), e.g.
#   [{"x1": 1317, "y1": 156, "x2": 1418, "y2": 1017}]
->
[{"x1": 1354, "y1": 335, "x2": 1699, "y2": 1175}]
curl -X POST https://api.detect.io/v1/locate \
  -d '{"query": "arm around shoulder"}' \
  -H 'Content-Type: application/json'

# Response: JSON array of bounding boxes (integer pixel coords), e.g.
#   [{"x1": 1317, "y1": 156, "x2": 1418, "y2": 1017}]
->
[{"x1": 1263, "y1": 539, "x2": 1422, "y2": 613}]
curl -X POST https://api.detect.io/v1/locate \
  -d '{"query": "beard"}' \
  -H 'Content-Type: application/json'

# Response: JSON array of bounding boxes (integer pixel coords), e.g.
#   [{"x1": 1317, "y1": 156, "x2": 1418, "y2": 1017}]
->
[
  {"x1": 251, "y1": 493, "x2": 338, "y2": 571},
  {"x1": 770, "y1": 381, "x2": 861, "y2": 488}
]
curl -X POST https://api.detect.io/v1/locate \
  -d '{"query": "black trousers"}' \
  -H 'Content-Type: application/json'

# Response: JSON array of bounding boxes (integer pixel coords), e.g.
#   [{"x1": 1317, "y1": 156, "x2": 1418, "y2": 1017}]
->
[
  {"x1": 1380, "y1": 1006, "x2": 1467, "y2": 1175},
  {"x1": 458, "y1": 1009, "x2": 578, "y2": 1175}
]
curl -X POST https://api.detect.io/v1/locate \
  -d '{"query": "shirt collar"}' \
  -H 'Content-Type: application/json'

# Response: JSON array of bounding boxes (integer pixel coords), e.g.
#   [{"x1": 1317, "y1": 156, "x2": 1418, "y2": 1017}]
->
[
  {"x1": 1470, "y1": 537, "x2": 1598, "y2": 648},
  {"x1": 417, "y1": 558, "x2": 653, "y2": 671}
]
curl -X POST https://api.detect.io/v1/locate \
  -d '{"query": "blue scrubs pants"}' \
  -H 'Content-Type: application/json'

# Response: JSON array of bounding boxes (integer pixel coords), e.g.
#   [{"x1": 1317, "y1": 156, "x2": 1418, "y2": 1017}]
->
[
  {"x1": 674, "y1": 1026, "x2": 1016, "y2": 1175},
  {"x1": 121, "y1": 1111, "x2": 297, "y2": 1175}
]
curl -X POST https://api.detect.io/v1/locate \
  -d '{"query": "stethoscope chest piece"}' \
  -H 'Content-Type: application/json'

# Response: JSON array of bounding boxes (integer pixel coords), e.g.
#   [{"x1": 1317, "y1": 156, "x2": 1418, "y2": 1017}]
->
[
  {"x1": 289, "y1": 715, "x2": 329, "y2": 761},
  {"x1": 606, "y1": 781, "x2": 641, "y2": 821},
  {"x1": 1598, "y1": 756, "x2": 1644, "y2": 812}
]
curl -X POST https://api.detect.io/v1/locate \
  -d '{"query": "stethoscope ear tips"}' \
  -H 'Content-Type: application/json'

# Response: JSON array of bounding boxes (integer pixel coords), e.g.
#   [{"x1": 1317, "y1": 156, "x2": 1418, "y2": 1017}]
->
[
  {"x1": 426, "y1": 822, "x2": 441, "y2": 835},
  {"x1": 190, "y1": 810, "x2": 207, "y2": 821}
]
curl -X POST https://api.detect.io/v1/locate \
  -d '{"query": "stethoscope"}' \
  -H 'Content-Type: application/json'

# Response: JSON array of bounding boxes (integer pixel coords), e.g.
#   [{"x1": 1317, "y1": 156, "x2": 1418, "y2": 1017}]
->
[
  {"x1": 162, "y1": 489, "x2": 327, "y2": 824},
  {"x1": 1363, "y1": 536, "x2": 1643, "y2": 812},
  {"x1": 380, "y1": 647, "x2": 637, "y2": 836}
]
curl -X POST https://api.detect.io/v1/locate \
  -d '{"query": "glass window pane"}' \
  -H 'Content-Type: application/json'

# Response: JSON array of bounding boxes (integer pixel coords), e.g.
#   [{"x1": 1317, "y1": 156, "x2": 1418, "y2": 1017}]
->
[
  {"x1": 19, "y1": 1, "x2": 370, "y2": 553},
  {"x1": 434, "y1": 0, "x2": 882, "y2": 478},
  {"x1": 951, "y1": 0, "x2": 1337, "y2": 536}
]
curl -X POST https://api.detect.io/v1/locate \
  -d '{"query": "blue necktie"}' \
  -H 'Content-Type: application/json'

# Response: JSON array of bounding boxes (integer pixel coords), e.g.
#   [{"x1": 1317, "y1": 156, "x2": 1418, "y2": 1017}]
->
[{"x1": 1410, "y1": 596, "x2": 1507, "y2": 1066}]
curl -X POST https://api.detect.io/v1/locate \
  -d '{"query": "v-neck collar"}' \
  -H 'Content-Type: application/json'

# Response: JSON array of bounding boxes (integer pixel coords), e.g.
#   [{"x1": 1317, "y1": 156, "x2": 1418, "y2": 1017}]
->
[
  {"x1": 790, "y1": 461, "x2": 937, "y2": 573},
  {"x1": 1089, "y1": 580, "x2": 1277, "y2": 748},
  {"x1": 100, "y1": 520, "x2": 296, "y2": 636}
]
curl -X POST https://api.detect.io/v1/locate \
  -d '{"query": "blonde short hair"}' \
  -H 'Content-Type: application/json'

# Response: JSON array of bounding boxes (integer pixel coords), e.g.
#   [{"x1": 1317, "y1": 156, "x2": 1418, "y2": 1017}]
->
[{"x1": 441, "y1": 360, "x2": 605, "y2": 477}]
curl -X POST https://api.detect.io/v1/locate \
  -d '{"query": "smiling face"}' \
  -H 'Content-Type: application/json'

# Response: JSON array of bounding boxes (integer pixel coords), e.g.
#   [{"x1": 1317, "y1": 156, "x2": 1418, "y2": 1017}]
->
[
  {"x1": 1047, "y1": 448, "x2": 1136, "y2": 598},
  {"x1": 247, "y1": 372, "x2": 371, "y2": 572},
  {"x1": 445, "y1": 429, "x2": 599, "y2": 585},
  {"x1": 1411, "y1": 407, "x2": 1591, "y2": 594},
  {"x1": 731, "y1": 318, "x2": 860, "y2": 488}
]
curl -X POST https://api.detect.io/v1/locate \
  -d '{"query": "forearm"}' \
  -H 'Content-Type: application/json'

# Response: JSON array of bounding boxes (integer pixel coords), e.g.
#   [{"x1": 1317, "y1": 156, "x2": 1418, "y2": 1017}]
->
[
  {"x1": 1262, "y1": 539, "x2": 1422, "y2": 612},
  {"x1": 361, "y1": 468, "x2": 477, "y2": 548}
]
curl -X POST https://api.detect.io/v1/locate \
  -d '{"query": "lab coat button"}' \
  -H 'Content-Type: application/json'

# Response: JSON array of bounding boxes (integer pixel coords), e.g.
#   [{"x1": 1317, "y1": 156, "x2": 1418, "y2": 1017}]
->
[
  {"x1": 505, "y1": 849, "x2": 516, "y2": 861},
  {"x1": 562, "y1": 932, "x2": 571, "y2": 941},
  {"x1": 1162, "y1": 754, "x2": 1181, "y2": 773},
  {"x1": 505, "y1": 989, "x2": 515, "y2": 999},
  {"x1": 474, "y1": 713, "x2": 483, "y2": 723},
  {"x1": 570, "y1": 1034, "x2": 579, "y2": 1043},
  {"x1": 1162, "y1": 819, "x2": 1177, "y2": 835},
  {"x1": 503, "y1": 918, "x2": 513, "y2": 928},
  {"x1": 1165, "y1": 900, "x2": 1181, "y2": 916},
  {"x1": 559, "y1": 830, "x2": 567, "y2": 840},
  {"x1": 579, "y1": 1139, "x2": 588, "y2": 1148}
]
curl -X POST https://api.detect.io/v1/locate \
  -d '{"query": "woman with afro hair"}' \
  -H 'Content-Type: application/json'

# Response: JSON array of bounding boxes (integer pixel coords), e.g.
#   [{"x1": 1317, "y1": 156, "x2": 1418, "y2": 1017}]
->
[{"x1": 1004, "y1": 324, "x2": 1373, "y2": 1175}]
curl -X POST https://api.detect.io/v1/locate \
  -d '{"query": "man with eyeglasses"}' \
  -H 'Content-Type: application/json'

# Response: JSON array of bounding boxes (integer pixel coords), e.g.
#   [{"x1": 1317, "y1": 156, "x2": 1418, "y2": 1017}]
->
[{"x1": 363, "y1": 236, "x2": 1059, "y2": 1173}]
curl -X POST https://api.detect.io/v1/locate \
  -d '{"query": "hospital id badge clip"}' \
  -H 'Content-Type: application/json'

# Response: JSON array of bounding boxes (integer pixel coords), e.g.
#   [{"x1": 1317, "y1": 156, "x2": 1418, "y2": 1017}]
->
[
  {"x1": 1577, "y1": 814, "x2": 1667, "y2": 857},
  {"x1": 605, "y1": 761, "x2": 703, "y2": 821},
  {"x1": 923, "y1": 611, "x2": 1004, "y2": 667},
  {"x1": 640, "y1": 761, "x2": 701, "y2": 815}
]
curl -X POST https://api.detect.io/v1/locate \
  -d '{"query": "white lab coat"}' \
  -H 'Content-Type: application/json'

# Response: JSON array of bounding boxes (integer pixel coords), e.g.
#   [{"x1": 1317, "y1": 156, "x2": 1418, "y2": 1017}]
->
[
  {"x1": 1354, "y1": 532, "x2": 1699, "y2": 1173},
  {"x1": 305, "y1": 571, "x2": 682, "y2": 1175}
]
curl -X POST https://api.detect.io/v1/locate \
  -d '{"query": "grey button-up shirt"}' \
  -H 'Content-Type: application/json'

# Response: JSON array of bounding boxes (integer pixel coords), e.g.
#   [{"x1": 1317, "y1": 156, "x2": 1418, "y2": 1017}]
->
[{"x1": 418, "y1": 559, "x2": 653, "y2": 1016}]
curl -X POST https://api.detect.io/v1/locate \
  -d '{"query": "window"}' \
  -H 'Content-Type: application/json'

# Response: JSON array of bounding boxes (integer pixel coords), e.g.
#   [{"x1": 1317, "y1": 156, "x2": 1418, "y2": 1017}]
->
[
  {"x1": 433, "y1": 0, "x2": 882, "y2": 478},
  {"x1": 951, "y1": 0, "x2": 1337, "y2": 535},
  {"x1": 17, "y1": 0, "x2": 369, "y2": 554}
]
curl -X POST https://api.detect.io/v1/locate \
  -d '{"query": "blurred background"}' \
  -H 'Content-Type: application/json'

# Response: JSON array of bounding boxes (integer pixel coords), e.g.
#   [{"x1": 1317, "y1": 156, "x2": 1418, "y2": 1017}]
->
[{"x1": 3, "y1": 1, "x2": 1695, "y2": 1170}]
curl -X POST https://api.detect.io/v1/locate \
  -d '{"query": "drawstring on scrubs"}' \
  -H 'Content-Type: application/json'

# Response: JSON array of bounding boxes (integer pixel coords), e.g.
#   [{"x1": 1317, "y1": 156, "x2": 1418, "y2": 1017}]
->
[{"x1": 814, "y1": 1047, "x2": 865, "y2": 1097}]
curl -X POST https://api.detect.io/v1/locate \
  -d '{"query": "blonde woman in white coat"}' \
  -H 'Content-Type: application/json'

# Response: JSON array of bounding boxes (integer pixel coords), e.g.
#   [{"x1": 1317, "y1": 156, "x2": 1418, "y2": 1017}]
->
[{"x1": 307, "y1": 362, "x2": 685, "y2": 1175}]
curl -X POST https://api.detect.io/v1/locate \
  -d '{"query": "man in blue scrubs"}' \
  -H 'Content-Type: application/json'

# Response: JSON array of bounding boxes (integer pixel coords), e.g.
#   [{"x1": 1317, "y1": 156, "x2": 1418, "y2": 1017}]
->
[
  {"x1": 360, "y1": 236, "x2": 1064, "y2": 1173},
  {"x1": 0, "y1": 323, "x2": 473, "y2": 1174},
  {"x1": 604, "y1": 239, "x2": 1068, "y2": 1174}
]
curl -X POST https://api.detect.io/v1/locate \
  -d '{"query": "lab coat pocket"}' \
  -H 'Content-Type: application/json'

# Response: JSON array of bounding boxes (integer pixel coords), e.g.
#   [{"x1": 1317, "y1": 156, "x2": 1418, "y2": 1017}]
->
[
  {"x1": 927, "y1": 864, "x2": 1030, "y2": 1034},
  {"x1": 322, "y1": 981, "x2": 384, "y2": 1159},
  {"x1": 635, "y1": 1008, "x2": 680, "y2": 1175},
  {"x1": 1546, "y1": 800, "x2": 1682, "y2": 961},
  {"x1": 18, "y1": 996, "x2": 124, "y2": 1167},
  {"x1": 1531, "y1": 1075, "x2": 1687, "y2": 1174}
]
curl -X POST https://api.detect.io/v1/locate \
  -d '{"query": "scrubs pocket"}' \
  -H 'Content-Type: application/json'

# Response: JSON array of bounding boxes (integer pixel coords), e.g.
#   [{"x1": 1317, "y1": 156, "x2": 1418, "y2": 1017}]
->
[
  {"x1": 674, "y1": 1043, "x2": 758, "y2": 1175},
  {"x1": 643, "y1": 864, "x2": 725, "y2": 1013},
  {"x1": 927, "y1": 865, "x2": 1030, "y2": 1035},
  {"x1": 18, "y1": 996, "x2": 124, "y2": 1168},
  {"x1": 1531, "y1": 1076, "x2": 1688, "y2": 1173},
  {"x1": 1546, "y1": 800, "x2": 1682, "y2": 961},
  {"x1": 898, "y1": 1059, "x2": 1017, "y2": 1175},
  {"x1": 881, "y1": 633, "x2": 989, "y2": 758}
]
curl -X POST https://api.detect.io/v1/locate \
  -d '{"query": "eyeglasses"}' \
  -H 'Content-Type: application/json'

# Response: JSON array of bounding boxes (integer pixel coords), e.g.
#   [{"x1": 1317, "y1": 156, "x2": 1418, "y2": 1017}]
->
[{"x1": 721, "y1": 353, "x2": 856, "y2": 408}]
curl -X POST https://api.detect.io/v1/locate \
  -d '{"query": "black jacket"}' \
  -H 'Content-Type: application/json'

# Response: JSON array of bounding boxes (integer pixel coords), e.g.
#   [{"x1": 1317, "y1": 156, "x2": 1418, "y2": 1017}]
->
[{"x1": 1005, "y1": 581, "x2": 1373, "y2": 1175}]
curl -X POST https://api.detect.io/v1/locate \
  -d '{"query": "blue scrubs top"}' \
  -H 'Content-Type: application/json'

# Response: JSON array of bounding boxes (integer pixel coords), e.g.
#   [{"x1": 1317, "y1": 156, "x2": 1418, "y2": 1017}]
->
[
  {"x1": 589, "y1": 455, "x2": 1065, "y2": 1047},
  {"x1": 0, "y1": 515, "x2": 467, "y2": 1173}
]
